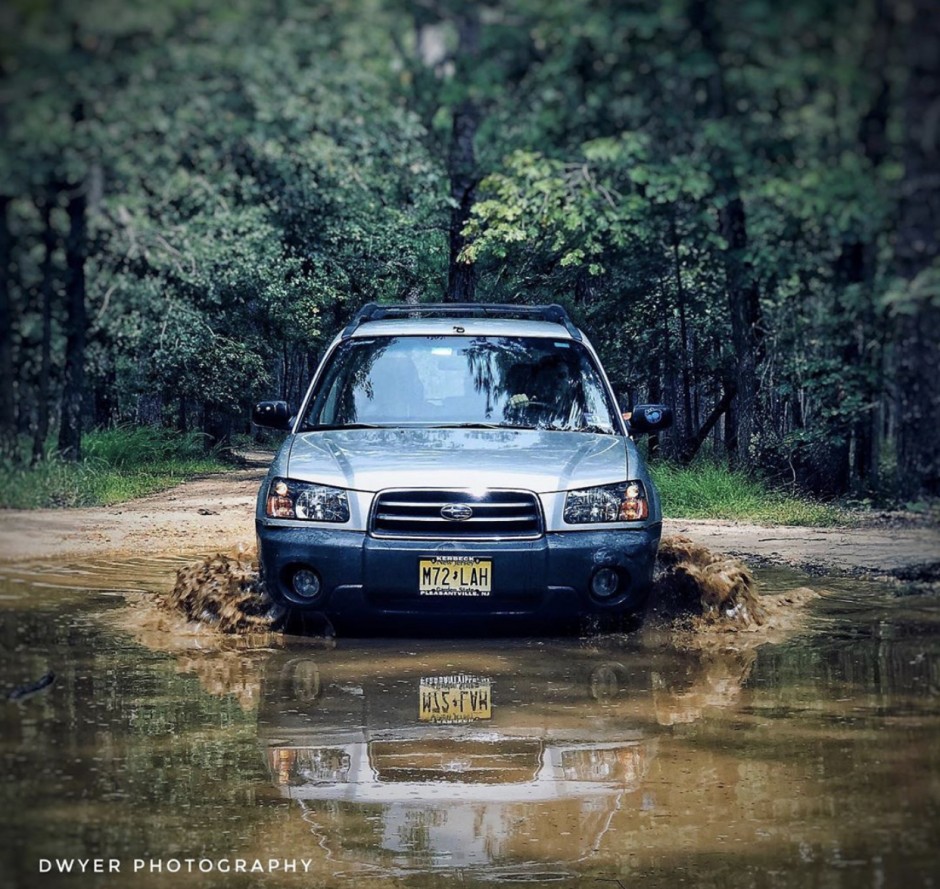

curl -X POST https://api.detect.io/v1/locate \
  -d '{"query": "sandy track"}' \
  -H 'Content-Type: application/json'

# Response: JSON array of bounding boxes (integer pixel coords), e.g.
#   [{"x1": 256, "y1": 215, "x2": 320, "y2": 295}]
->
[
  {"x1": 0, "y1": 464, "x2": 266, "y2": 565},
  {"x1": 663, "y1": 517, "x2": 940, "y2": 578},
  {"x1": 1, "y1": 458, "x2": 937, "y2": 576}
]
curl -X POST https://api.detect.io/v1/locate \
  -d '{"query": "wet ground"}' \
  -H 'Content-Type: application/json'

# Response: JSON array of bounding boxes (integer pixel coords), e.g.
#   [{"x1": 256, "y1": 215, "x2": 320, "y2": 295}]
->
[{"x1": 1, "y1": 557, "x2": 938, "y2": 889}]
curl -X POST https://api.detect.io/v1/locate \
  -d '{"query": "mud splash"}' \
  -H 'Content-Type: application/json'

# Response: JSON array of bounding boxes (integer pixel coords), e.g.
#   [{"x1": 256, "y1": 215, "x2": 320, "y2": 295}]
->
[
  {"x1": 157, "y1": 550, "x2": 282, "y2": 633},
  {"x1": 653, "y1": 534, "x2": 765, "y2": 626},
  {"x1": 647, "y1": 535, "x2": 820, "y2": 651},
  {"x1": 155, "y1": 536, "x2": 812, "y2": 642}
]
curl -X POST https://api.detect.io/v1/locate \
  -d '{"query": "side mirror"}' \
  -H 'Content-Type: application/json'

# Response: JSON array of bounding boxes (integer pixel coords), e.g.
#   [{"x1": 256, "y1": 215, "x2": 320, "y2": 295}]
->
[
  {"x1": 252, "y1": 400, "x2": 293, "y2": 431},
  {"x1": 626, "y1": 404, "x2": 673, "y2": 435}
]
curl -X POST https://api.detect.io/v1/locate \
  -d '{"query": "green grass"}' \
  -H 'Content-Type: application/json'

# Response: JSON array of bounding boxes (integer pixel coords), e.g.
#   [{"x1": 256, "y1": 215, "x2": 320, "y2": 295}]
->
[
  {"x1": 650, "y1": 461, "x2": 846, "y2": 526},
  {"x1": 0, "y1": 427, "x2": 231, "y2": 509}
]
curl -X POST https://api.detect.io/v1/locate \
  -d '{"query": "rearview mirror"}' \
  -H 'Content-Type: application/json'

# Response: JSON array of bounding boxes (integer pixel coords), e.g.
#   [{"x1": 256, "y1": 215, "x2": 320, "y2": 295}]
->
[
  {"x1": 252, "y1": 400, "x2": 293, "y2": 431},
  {"x1": 626, "y1": 404, "x2": 673, "y2": 435}
]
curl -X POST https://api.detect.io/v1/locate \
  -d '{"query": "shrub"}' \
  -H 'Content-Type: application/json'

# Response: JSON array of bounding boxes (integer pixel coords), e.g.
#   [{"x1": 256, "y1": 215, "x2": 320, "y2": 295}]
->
[
  {"x1": 0, "y1": 427, "x2": 229, "y2": 509},
  {"x1": 650, "y1": 460, "x2": 845, "y2": 526}
]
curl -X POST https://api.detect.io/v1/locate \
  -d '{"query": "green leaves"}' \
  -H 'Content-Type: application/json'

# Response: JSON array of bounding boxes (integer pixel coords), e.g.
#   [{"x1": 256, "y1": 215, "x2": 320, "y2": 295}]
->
[
  {"x1": 882, "y1": 263, "x2": 940, "y2": 317},
  {"x1": 3, "y1": 0, "x2": 927, "y2": 495}
]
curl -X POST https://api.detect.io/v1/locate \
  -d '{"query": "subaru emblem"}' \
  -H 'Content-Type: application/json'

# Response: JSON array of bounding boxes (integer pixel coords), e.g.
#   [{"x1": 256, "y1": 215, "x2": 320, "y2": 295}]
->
[{"x1": 441, "y1": 504, "x2": 474, "y2": 521}]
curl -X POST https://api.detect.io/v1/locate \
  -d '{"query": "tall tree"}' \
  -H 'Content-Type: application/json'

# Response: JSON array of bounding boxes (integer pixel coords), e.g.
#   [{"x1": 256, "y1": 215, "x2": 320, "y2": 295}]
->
[
  {"x1": 57, "y1": 96, "x2": 88, "y2": 461},
  {"x1": 446, "y1": 4, "x2": 482, "y2": 301},
  {"x1": 0, "y1": 193, "x2": 13, "y2": 455},
  {"x1": 893, "y1": 0, "x2": 940, "y2": 496},
  {"x1": 687, "y1": 0, "x2": 763, "y2": 463},
  {"x1": 0, "y1": 52, "x2": 14, "y2": 455},
  {"x1": 2, "y1": 0, "x2": 931, "y2": 502},
  {"x1": 31, "y1": 195, "x2": 58, "y2": 464}
]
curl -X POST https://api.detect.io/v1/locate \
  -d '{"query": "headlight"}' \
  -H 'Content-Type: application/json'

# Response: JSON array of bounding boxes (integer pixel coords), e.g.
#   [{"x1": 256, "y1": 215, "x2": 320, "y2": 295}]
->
[
  {"x1": 563, "y1": 481, "x2": 649, "y2": 523},
  {"x1": 265, "y1": 478, "x2": 350, "y2": 522}
]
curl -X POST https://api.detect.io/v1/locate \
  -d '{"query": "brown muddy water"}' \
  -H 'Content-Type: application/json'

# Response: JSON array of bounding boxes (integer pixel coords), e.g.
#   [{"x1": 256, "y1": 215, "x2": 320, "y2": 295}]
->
[{"x1": 1, "y1": 558, "x2": 938, "y2": 889}]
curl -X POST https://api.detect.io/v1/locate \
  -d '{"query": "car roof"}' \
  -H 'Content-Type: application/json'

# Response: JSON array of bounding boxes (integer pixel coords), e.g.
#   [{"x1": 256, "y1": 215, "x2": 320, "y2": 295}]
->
[
  {"x1": 349, "y1": 317, "x2": 578, "y2": 340},
  {"x1": 338, "y1": 302, "x2": 585, "y2": 343}
]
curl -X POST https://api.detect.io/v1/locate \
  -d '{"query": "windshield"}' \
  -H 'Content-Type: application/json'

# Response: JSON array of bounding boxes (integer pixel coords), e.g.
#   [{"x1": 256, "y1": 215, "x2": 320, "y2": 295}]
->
[{"x1": 301, "y1": 335, "x2": 620, "y2": 433}]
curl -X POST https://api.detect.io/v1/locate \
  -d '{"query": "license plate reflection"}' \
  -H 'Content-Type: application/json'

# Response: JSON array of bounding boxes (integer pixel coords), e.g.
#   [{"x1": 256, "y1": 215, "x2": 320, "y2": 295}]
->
[{"x1": 419, "y1": 675, "x2": 492, "y2": 723}]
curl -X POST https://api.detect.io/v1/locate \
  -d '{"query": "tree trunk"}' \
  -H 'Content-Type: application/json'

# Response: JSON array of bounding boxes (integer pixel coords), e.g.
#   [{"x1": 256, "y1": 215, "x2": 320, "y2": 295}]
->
[
  {"x1": 93, "y1": 366, "x2": 116, "y2": 428},
  {"x1": 205, "y1": 407, "x2": 232, "y2": 451},
  {"x1": 0, "y1": 52, "x2": 14, "y2": 458},
  {"x1": 680, "y1": 383, "x2": 736, "y2": 465},
  {"x1": 688, "y1": 0, "x2": 763, "y2": 466},
  {"x1": 136, "y1": 391, "x2": 163, "y2": 426},
  {"x1": 445, "y1": 10, "x2": 481, "y2": 302},
  {"x1": 31, "y1": 197, "x2": 57, "y2": 464},
  {"x1": 178, "y1": 396, "x2": 188, "y2": 434},
  {"x1": 0, "y1": 195, "x2": 14, "y2": 457},
  {"x1": 827, "y1": 0, "x2": 894, "y2": 492},
  {"x1": 647, "y1": 358, "x2": 662, "y2": 460},
  {"x1": 719, "y1": 194, "x2": 763, "y2": 464},
  {"x1": 857, "y1": 0, "x2": 894, "y2": 168},
  {"x1": 58, "y1": 166, "x2": 88, "y2": 461},
  {"x1": 671, "y1": 216, "x2": 694, "y2": 437},
  {"x1": 894, "y1": 0, "x2": 940, "y2": 496}
]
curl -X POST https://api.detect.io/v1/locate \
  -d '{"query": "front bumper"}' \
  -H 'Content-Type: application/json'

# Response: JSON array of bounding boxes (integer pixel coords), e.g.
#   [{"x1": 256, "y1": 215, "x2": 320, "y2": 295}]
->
[{"x1": 256, "y1": 520, "x2": 661, "y2": 628}]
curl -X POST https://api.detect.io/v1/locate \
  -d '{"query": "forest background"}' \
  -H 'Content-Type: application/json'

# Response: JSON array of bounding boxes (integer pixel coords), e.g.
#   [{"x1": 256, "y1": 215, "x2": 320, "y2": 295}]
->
[{"x1": 1, "y1": 0, "x2": 938, "y2": 506}]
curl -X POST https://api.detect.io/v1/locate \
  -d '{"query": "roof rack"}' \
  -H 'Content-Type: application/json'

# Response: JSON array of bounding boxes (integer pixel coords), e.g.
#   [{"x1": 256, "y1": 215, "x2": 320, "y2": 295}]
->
[{"x1": 340, "y1": 302, "x2": 582, "y2": 341}]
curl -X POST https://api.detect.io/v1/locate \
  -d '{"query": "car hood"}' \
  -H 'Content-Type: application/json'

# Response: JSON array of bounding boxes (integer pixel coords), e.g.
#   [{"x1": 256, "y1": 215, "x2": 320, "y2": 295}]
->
[{"x1": 286, "y1": 428, "x2": 633, "y2": 493}]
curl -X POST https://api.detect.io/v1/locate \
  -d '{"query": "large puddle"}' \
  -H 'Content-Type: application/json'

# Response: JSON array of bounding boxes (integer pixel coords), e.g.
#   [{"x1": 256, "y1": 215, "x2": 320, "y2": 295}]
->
[{"x1": 1, "y1": 558, "x2": 938, "y2": 888}]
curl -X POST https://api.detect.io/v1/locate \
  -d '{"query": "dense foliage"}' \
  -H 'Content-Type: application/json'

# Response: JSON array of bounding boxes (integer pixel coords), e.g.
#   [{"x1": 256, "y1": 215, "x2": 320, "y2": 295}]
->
[{"x1": 2, "y1": 0, "x2": 937, "y2": 500}]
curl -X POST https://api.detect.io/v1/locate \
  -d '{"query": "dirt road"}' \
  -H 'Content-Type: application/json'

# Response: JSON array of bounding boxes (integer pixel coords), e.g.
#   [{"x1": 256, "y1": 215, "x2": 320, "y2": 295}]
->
[
  {"x1": 0, "y1": 462, "x2": 266, "y2": 565},
  {"x1": 664, "y1": 516, "x2": 939, "y2": 578},
  {"x1": 0, "y1": 458, "x2": 937, "y2": 577}
]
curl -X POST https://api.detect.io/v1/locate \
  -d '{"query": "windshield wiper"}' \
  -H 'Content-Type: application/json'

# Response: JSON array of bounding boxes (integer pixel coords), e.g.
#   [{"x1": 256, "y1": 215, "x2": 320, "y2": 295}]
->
[
  {"x1": 541, "y1": 423, "x2": 615, "y2": 435},
  {"x1": 304, "y1": 422, "x2": 386, "y2": 431},
  {"x1": 427, "y1": 422, "x2": 514, "y2": 430},
  {"x1": 580, "y1": 423, "x2": 616, "y2": 435}
]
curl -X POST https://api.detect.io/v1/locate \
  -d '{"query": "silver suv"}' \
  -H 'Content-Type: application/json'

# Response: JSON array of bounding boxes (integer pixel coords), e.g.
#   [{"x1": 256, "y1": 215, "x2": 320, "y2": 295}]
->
[{"x1": 252, "y1": 304, "x2": 672, "y2": 632}]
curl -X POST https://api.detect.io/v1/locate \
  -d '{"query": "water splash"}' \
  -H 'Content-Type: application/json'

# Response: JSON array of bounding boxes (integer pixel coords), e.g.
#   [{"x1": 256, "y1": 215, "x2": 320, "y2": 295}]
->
[
  {"x1": 158, "y1": 551, "x2": 283, "y2": 633},
  {"x1": 653, "y1": 535, "x2": 765, "y2": 627},
  {"x1": 156, "y1": 537, "x2": 816, "y2": 641}
]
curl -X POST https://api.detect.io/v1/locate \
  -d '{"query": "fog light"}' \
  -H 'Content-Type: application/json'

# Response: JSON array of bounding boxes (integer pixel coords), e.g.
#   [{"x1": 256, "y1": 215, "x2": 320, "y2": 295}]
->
[
  {"x1": 292, "y1": 568, "x2": 322, "y2": 600},
  {"x1": 591, "y1": 567, "x2": 620, "y2": 599}
]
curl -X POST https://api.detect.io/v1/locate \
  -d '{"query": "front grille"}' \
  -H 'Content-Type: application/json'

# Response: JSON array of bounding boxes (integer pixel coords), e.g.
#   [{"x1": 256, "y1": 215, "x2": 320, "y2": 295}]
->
[{"x1": 370, "y1": 489, "x2": 542, "y2": 539}]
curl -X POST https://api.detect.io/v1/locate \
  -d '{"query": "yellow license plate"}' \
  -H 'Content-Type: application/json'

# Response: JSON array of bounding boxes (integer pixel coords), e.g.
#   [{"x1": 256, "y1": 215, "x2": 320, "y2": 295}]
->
[
  {"x1": 419, "y1": 675, "x2": 492, "y2": 723},
  {"x1": 419, "y1": 556, "x2": 491, "y2": 597}
]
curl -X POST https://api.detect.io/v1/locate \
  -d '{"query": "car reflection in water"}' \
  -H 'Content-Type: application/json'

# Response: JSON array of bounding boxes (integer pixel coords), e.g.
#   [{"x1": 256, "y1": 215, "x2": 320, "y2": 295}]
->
[{"x1": 256, "y1": 640, "x2": 750, "y2": 878}]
